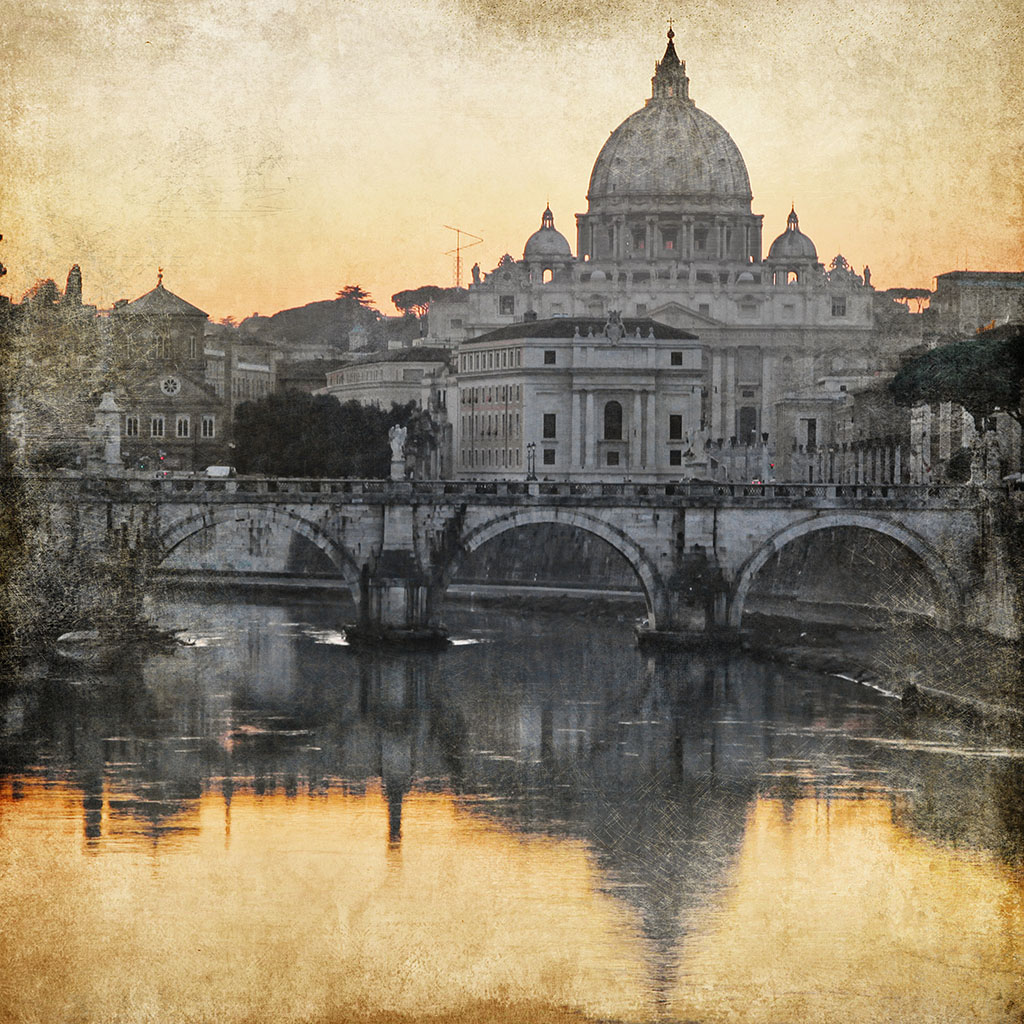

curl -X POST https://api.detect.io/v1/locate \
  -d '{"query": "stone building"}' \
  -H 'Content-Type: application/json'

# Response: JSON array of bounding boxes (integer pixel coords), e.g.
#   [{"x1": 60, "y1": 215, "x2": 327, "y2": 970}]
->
[
  {"x1": 927, "y1": 271, "x2": 1024, "y2": 335},
  {"x1": 320, "y1": 347, "x2": 453, "y2": 413},
  {"x1": 454, "y1": 316, "x2": 708, "y2": 479},
  {"x1": 108, "y1": 273, "x2": 230, "y2": 471},
  {"x1": 427, "y1": 29, "x2": 907, "y2": 480}
]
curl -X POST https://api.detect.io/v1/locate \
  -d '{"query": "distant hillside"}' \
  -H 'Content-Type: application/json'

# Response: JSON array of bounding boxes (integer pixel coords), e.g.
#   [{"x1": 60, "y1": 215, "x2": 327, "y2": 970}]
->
[
  {"x1": 237, "y1": 297, "x2": 421, "y2": 354},
  {"x1": 239, "y1": 297, "x2": 378, "y2": 352}
]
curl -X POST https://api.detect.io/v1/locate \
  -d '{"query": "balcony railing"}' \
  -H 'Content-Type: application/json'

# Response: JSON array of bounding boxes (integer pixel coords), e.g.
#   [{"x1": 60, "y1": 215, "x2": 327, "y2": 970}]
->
[{"x1": 24, "y1": 471, "x2": 982, "y2": 506}]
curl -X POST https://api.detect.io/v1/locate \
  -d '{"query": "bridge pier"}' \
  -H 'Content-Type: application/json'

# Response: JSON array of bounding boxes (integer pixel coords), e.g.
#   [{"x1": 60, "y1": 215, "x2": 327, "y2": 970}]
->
[
  {"x1": 639, "y1": 548, "x2": 737, "y2": 649},
  {"x1": 349, "y1": 501, "x2": 450, "y2": 648}
]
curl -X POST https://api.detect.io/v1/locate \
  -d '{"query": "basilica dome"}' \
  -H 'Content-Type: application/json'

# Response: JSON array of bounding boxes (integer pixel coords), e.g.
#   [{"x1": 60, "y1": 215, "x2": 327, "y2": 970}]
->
[
  {"x1": 587, "y1": 31, "x2": 751, "y2": 205},
  {"x1": 768, "y1": 207, "x2": 817, "y2": 260},
  {"x1": 524, "y1": 206, "x2": 572, "y2": 260}
]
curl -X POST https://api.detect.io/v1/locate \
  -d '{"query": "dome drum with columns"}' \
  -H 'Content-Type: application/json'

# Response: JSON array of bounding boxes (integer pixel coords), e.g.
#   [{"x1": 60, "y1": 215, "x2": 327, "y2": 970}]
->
[{"x1": 578, "y1": 28, "x2": 762, "y2": 267}]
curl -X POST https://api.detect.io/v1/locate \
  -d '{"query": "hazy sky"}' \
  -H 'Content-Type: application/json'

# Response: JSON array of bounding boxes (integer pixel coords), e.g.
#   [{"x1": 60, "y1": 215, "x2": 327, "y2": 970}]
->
[{"x1": 2, "y1": 0, "x2": 1022, "y2": 319}]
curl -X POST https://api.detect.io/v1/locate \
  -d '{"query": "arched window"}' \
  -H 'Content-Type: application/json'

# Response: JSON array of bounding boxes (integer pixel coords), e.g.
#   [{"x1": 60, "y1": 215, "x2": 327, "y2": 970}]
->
[{"x1": 604, "y1": 400, "x2": 622, "y2": 441}]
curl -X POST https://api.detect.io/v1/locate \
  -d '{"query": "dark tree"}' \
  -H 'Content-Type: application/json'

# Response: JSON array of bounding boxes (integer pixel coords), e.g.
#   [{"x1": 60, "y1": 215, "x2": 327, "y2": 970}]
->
[
  {"x1": 336, "y1": 284, "x2": 373, "y2": 306},
  {"x1": 233, "y1": 391, "x2": 436, "y2": 478},
  {"x1": 390, "y1": 285, "x2": 449, "y2": 317},
  {"x1": 889, "y1": 325, "x2": 1024, "y2": 427}
]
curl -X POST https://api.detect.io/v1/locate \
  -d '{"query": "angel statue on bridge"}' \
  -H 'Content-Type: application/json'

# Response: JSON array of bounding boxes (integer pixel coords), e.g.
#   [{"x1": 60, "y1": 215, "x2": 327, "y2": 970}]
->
[{"x1": 388, "y1": 424, "x2": 408, "y2": 463}]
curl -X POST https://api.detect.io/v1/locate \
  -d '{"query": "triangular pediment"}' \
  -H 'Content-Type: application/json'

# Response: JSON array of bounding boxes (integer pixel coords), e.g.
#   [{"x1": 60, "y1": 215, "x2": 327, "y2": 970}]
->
[
  {"x1": 650, "y1": 301, "x2": 723, "y2": 328},
  {"x1": 130, "y1": 370, "x2": 223, "y2": 406}
]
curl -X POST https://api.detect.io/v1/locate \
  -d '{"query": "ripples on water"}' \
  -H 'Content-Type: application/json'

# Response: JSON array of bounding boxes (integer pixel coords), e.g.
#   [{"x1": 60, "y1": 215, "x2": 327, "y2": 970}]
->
[{"x1": 1, "y1": 597, "x2": 1022, "y2": 1023}]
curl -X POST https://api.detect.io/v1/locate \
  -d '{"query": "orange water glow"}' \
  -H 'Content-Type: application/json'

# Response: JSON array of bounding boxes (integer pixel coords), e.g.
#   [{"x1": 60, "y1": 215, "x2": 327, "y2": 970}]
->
[{"x1": 2, "y1": 780, "x2": 1023, "y2": 1022}]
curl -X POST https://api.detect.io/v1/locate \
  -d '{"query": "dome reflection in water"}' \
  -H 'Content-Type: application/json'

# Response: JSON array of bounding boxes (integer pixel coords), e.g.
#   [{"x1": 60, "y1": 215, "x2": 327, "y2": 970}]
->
[{"x1": 0, "y1": 598, "x2": 1022, "y2": 1023}]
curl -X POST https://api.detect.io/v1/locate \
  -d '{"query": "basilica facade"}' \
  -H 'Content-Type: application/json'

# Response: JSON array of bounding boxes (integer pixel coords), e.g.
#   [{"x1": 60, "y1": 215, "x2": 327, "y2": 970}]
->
[{"x1": 428, "y1": 29, "x2": 911, "y2": 481}]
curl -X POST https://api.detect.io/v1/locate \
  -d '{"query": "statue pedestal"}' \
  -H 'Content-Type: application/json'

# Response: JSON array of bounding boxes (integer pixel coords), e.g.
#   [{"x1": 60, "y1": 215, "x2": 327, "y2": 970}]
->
[{"x1": 391, "y1": 458, "x2": 405, "y2": 481}]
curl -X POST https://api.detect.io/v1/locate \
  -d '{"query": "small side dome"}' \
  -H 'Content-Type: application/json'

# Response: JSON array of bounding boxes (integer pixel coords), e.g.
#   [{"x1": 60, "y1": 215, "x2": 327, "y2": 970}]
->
[
  {"x1": 589, "y1": 269, "x2": 607, "y2": 281},
  {"x1": 524, "y1": 205, "x2": 572, "y2": 260},
  {"x1": 768, "y1": 206, "x2": 817, "y2": 260},
  {"x1": 736, "y1": 270, "x2": 755, "y2": 282}
]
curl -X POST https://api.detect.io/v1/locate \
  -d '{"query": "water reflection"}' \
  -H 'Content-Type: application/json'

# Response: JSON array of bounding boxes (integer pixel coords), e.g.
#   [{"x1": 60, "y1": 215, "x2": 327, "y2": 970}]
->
[{"x1": 1, "y1": 599, "x2": 1023, "y2": 1022}]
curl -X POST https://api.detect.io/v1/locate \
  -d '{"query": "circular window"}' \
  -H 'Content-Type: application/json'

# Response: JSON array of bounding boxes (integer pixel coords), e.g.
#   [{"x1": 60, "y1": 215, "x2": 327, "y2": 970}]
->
[{"x1": 160, "y1": 376, "x2": 181, "y2": 396}]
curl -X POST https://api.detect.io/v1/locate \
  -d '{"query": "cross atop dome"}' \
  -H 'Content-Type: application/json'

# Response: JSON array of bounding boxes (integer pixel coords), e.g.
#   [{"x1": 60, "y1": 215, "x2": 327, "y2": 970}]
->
[{"x1": 651, "y1": 26, "x2": 690, "y2": 103}]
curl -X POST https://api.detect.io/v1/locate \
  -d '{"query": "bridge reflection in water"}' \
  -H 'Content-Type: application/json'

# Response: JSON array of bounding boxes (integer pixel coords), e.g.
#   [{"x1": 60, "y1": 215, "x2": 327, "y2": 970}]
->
[{"x1": 0, "y1": 599, "x2": 1022, "y2": 1022}]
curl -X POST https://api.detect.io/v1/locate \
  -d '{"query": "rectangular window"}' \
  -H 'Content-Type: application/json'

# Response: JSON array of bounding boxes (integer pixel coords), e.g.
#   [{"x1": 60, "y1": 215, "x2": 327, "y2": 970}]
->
[
  {"x1": 451, "y1": 318, "x2": 463, "y2": 329},
  {"x1": 606, "y1": 450, "x2": 620, "y2": 467},
  {"x1": 698, "y1": 303, "x2": 710, "y2": 316},
  {"x1": 543, "y1": 449, "x2": 555, "y2": 465},
  {"x1": 831, "y1": 296, "x2": 847, "y2": 317},
  {"x1": 543, "y1": 350, "x2": 556, "y2": 365},
  {"x1": 635, "y1": 303, "x2": 647, "y2": 317},
  {"x1": 669, "y1": 414, "x2": 683, "y2": 440},
  {"x1": 151, "y1": 415, "x2": 164, "y2": 438},
  {"x1": 669, "y1": 449, "x2": 682, "y2": 466},
  {"x1": 662, "y1": 228, "x2": 677, "y2": 250},
  {"x1": 201, "y1": 414, "x2": 216, "y2": 438},
  {"x1": 804, "y1": 418, "x2": 817, "y2": 448},
  {"x1": 670, "y1": 351, "x2": 683, "y2": 366},
  {"x1": 542, "y1": 413, "x2": 556, "y2": 439},
  {"x1": 176, "y1": 415, "x2": 190, "y2": 438},
  {"x1": 499, "y1": 295, "x2": 514, "y2": 315},
  {"x1": 124, "y1": 416, "x2": 139, "y2": 437},
  {"x1": 189, "y1": 336, "x2": 198, "y2": 359}
]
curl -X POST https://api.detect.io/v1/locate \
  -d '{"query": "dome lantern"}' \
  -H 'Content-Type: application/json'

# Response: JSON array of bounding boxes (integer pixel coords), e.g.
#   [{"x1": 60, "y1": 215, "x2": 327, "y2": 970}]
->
[
  {"x1": 650, "y1": 26, "x2": 691, "y2": 103},
  {"x1": 523, "y1": 205, "x2": 572, "y2": 261}
]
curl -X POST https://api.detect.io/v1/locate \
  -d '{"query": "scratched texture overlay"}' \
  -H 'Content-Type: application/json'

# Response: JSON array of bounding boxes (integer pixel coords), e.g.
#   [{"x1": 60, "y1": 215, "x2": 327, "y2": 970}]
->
[{"x1": 1, "y1": 2, "x2": 1024, "y2": 1023}]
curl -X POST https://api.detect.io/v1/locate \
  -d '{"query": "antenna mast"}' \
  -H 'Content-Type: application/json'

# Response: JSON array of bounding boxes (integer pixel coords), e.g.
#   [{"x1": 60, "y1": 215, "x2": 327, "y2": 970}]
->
[{"x1": 443, "y1": 225, "x2": 483, "y2": 287}]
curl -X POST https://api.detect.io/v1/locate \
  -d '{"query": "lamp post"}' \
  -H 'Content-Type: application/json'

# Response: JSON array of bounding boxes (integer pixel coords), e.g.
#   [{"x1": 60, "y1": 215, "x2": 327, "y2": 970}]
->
[{"x1": 526, "y1": 441, "x2": 536, "y2": 480}]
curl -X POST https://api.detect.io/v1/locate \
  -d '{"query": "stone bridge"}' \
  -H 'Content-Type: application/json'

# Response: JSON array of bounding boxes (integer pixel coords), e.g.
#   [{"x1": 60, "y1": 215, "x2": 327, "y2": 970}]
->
[{"x1": 25, "y1": 474, "x2": 1022, "y2": 640}]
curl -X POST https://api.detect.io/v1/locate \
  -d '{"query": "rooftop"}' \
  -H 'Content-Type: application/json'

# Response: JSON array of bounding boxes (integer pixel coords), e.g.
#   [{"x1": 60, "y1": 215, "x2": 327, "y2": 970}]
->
[{"x1": 465, "y1": 317, "x2": 700, "y2": 343}]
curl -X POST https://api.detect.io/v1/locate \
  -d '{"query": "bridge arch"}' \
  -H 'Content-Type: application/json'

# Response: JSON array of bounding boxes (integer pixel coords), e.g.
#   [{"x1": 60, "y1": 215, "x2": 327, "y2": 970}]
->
[
  {"x1": 158, "y1": 505, "x2": 361, "y2": 593},
  {"x1": 728, "y1": 512, "x2": 963, "y2": 629},
  {"x1": 439, "y1": 507, "x2": 670, "y2": 629}
]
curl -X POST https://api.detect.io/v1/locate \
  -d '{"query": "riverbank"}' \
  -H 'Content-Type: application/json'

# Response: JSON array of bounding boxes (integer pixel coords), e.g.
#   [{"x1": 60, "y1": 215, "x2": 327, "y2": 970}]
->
[{"x1": 741, "y1": 613, "x2": 1024, "y2": 735}]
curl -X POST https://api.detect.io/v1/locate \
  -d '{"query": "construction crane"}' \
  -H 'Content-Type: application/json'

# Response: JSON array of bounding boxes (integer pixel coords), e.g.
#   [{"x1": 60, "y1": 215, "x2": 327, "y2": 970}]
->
[{"x1": 443, "y1": 225, "x2": 483, "y2": 288}]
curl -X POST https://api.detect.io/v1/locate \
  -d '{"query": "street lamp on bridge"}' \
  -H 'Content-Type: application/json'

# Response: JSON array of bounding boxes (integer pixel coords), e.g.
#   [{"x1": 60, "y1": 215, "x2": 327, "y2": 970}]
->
[{"x1": 526, "y1": 442, "x2": 536, "y2": 480}]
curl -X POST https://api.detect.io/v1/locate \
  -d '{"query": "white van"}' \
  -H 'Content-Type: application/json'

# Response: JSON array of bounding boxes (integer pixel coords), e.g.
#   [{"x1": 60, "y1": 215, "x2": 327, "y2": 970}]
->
[{"x1": 205, "y1": 465, "x2": 236, "y2": 478}]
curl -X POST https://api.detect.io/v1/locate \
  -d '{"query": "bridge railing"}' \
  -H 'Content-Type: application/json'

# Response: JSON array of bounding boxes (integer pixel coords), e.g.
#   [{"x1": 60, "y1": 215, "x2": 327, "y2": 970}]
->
[{"x1": 30, "y1": 472, "x2": 984, "y2": 506}]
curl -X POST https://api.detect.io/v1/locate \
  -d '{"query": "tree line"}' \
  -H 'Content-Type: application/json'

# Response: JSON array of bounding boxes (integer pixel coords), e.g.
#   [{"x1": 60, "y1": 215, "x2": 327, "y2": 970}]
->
[{"x1": 233, "y1": 391, "x2": 437, "y2": 478}]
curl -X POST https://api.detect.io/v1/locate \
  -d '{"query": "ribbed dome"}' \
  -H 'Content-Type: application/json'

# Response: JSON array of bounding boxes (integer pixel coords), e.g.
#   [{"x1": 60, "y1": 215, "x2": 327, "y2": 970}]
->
[
  {"x1": 524, "y1": 206, "x2": 572, "y2": 260},
  {"x1": 768, "y1": 207, "x2": 817, "y2": 260},
  {"x1": 588, "y1": 100, "x2": 752, "y2": 202}
]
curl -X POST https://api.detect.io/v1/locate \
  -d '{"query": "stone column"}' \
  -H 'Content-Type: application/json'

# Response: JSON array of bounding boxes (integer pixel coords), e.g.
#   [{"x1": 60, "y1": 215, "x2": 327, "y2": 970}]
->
[
  {"x1": 571, "y1": 390, "x2": 582, "y2": 470},
  {"x1": 7, "y1": 396, "x2": 26, "y2": 465},
  {"x1": 645, "y1": 391, "x2": 657, "y2": 471},
  {"x1": 631, "y1": 391, "x2": 643, "y2": 470},
  {"x1": 710, "y1": 352, "x2": 723, "y2": 440},
  {"x1": 938, "y1": 401, "x2": 952, "y2": 461},
  {"x1": 724, "y1": 350, "x2": 736, "y2": 444},
  {"x1": 89, "y1": 392, "x2": 122, "y2": 473},
  {"x1": 584, "y1": 391, "x2": 595, "y2": 470},
  {"x1": 760, "y1": 352, "x2": 774, "y2": 443}
]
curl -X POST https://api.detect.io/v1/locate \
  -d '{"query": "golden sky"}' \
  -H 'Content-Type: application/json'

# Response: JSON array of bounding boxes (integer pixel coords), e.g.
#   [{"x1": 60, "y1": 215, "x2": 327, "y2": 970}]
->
[{"x1": 2, "y1": 0, "x2": 1022, "y2": 319}]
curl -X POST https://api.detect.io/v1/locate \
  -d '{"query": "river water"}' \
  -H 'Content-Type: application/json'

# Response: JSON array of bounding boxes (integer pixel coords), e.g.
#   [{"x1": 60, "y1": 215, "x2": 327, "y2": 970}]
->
[{"x1": 1, "y1": 596, "x2": 1022, "y2": 1023}]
